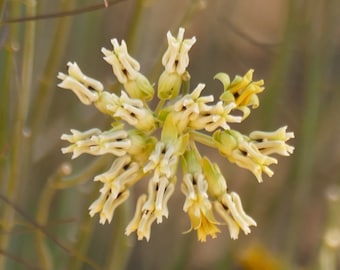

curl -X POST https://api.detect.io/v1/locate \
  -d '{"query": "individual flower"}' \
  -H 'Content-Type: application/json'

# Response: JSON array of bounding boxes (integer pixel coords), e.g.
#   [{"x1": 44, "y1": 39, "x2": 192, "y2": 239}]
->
[
  {"x1": 102, "y1": 39, "x2": 154, "y2": 101},
  {"x1": 170, "y1": 83, "x2": 242, "y2": 133},
  {"x1": 57, "y1": 62, "x2": 102, "y2": 105},
  {"x1": 181, "y1": 151, "x2": 221, "y2": 241},
  {"x1": 89, "y1": 155, "x2": 141, "y2": 224},
  {"x1": 215, "y1": 69, "x2": 265, "y2": 120},
  {"x1": 59, "y1": 27, "x2": 294, "y2": 242},
  {"x1": 202, "y1": 157, "x2": 257, "y2": 239},
  {"x1": 213, "y1": 128, "x2": 294, "y2": 183},
  {"x1": 158, "y1": 27, "x2": 196, "y2": 100},
  {"x1": 61, "y1": 127, "x2": 131, "y2": 159}
]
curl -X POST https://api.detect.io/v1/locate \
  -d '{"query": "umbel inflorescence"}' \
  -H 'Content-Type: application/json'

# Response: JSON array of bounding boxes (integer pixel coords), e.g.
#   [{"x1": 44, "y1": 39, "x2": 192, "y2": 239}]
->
[{"x1": 58, "y1": 28, "x2": 294, "y2": 242}]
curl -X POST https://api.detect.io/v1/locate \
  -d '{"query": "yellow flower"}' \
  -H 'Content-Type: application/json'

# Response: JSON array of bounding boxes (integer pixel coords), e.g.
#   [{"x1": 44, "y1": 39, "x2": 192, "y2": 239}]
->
[
  {"x1": 238, "y1": 243, "x2": 284, "y2": 270},
  {"x1": 201, "y1": 156, "x2": 256, "y2": 239},
  {"x1": 215, "y1": 69, "x2": 264, "y2": 120},
  {"x1": 182, "y1": 173, "x2": 220, "y2": 242}
]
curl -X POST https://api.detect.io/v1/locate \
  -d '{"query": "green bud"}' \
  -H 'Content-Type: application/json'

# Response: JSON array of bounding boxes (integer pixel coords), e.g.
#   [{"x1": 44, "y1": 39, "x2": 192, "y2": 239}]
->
[
  {"x1": 124, "y1": 72, "x2": 155, "y2": 101},
  {"x1": 182, "y1": 150, "x2": 201, "y2": 174},
  {"x1": 212, "y1": 130, "x2": 239, "y2": 157},
  {"x1": 157, "y1": 71, "x2": 182, "y2": 100},
  {"x1": 201, "y1": 156, "x2": 227, "y2": 199}
]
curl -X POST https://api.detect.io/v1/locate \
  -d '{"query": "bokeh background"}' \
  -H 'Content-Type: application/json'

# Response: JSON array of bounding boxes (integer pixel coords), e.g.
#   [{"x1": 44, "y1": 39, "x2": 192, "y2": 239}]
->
[{"x1": 1, "y1": 0, "x2": 340, "y2": 269}]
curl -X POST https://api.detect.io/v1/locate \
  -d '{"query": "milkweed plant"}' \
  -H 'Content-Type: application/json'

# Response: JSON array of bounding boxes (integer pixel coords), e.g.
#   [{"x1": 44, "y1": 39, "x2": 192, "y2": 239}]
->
[{"x1": 58, "y1": 28, "x2": 294, "y2": 242}]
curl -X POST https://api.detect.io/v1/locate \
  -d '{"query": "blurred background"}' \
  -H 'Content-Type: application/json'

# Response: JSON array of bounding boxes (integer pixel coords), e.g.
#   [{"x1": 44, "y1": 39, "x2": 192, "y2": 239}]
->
[{"x1": 1, "y1": 0, "x2": 340, "y2": 269}]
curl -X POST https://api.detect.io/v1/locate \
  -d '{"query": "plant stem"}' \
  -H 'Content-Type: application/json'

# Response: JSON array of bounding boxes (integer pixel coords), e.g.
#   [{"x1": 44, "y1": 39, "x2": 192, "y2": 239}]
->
[
  {"x1": 125, "y1": 0, "x2": 144, "y2": 54},
  {"x1": 0, "y1": 1, "x2": 36, "y2": 268},
  {"x1": 190, "y1": 131, "x2": 215, "y2": 148},
  {"x1": 0, "y1": 0, "x2": 7, "y2": 21},
  {"x1": 29, "y1": 0, "x2": 76, "y2": 141},
  {"x1": 35, "y1": 157, "x2": 109, "y2": 269},
  {"x1": 106, "y1": 202, "x2": 133, "y2": 270},
  {"x1": 283, "y1": 0, "x2": 337, "y2": 265},
  {"x1": 35, "y1": 166, "x2": 69, "y2": 270}
]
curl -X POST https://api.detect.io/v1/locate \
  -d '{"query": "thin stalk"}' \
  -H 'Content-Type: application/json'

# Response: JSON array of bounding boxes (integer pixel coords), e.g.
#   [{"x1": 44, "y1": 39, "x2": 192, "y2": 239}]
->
[
  {"x1": 255, "y1": 0, "x2": 302, "y2": 249},
  {"x1": 0, "y1": 30, "x2": 11, "y2": 188},
  {"x1": 283, "y1": 1, "x2": 333, "y2": 265},
  {"x1": 0, "y1": 191, "x2": 101, "y2": 270},
  {"x1": 35, "y1": 165, "x2": 71, "y2": 270},
  {"x1": 66, "y1": 206, "x2": 95, "y2": 270},
  {"x1": 54, "y1": 156, "x2": 110, "y2": 190},
  {"x1": 125, "y1": 0, "x2": 144, "y2": 54},
  {"x1": 317, "y1": 186, "x2": 340, "y2": 270},
  {"x1": 155, "y1": 99, "x2": 166, "y2": 116},
  {"x1": 260, "y1": 0, "x2": 300, "y2": 128},
  {"x1": 182, "y1": 78, "x2": 190, "y2": 95},
  {"x1": 106, "y1": 202, "x2": 133, "y2": 270},
  {"x1": 0, "y1": 0, "x2": 7, "y2": 21},
  {"x1": 34, "y1": 157, "x2": 109, "y2": 270},
  {"x1": 0, "y1": 0, "x2": 36, "y2": 268},
  {"x1": 190, "y1": 131, "x2": 215, "y2": 148},
  {"x1": 29, "y1": 0, "x2": 76, "y2": 141}
]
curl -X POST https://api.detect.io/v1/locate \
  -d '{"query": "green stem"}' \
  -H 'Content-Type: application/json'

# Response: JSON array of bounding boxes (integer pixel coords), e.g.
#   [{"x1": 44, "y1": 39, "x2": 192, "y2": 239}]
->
[
  {"x1": 34, "y1": 157, "x2": 109, "y2": 269},
  {"x1": 54, "y1": 156, "x2": 110, "y2": 190},
  {"x1": 190, "y1": 131, "x2": 215, "y2": 148},
  {"x1": 125, "y1": 0, "x2": 144, "y2": 54},
  {"x1": 182, "y1": 78, "x2": 190, "y2": 95},
  {"x1": 35, "y1": 166, "x2": 69, "y2": 270},
  {"x1": 66, "y1": 207, "x2": 95, "y2": 270},
  {"x1": 29, "y1": 0, "x2": 76, "y2": 141},
  {"x1": 106, "y1": 202, "x2": 133, "y2": 270},
  {"x1": 0, "y1": 0, "x2": 7, "y2": 21},
  {"x1": 0, "y1": 29, "x2": 11, "y2": 188},
  {"x1": 155, "y1": 99, "x2": 166, "y2": 116},
  {"x1": 260, "y1": 0, "x2": 300, "y2": 127},
  {"x1": 283, "y1": 1, "x2": 337, "y2": 265},
  {"x1": 0, "y1": 1, "x2": 36, "y2": 268}
]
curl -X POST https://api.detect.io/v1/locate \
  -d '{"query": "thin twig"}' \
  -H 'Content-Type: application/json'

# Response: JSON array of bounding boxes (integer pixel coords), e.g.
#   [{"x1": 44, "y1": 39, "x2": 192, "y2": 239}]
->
[
  {"x1": 0, "y1": 0, "x2": 126, "y2": 24},
  {"x1": 0, "y1": 192, "x2": 102, "y2": 270}
]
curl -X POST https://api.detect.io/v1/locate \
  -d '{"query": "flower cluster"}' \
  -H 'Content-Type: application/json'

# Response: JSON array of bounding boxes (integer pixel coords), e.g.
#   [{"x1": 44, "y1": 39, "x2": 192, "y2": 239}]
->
[{"x1": 58, "y1": 28, "x2": 294, "y2": 242}]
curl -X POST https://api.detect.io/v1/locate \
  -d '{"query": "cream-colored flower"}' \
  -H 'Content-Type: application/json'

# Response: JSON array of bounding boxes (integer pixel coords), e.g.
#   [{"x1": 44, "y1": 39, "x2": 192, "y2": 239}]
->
[
  {"x1": 189, "y1": 101, "x2": 241, "y2": 132},
  {"x1": 214, "y1": 192, "x2": 257, "y2": 239},
  {"x1": 102, "y1": 39, "x2": 154, "y2": 100},
  {"x1": 213, "y1": 129, "x2": 293, "y2": 182},
  {"x1": 158, "y1": 28, "x2": 196, "y2": 100},
  {"x1": 125, "y1": 178, "x2": 175, "y2": 241},
  {"x1": 249, "y1": 126, "x2": 295, "y2": 156},
  {"x1": 102, "y1": 39, "x2": 140, "y2": 82},
  {"x1": 61, "y1": 128, "x2": 131, "y2": 159},
  {"x1": 57, "y1": 62, "x2": 103, "y2": 105},
  {"x1": 107, "y1": 91, "x2": 156, "y2": 132},
  {"x1": 162, "y1": 28, "x2": 196, "y2": 75},
  {"x1": 89, "y1": 155, "x2": 144, "y2": 224}
]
